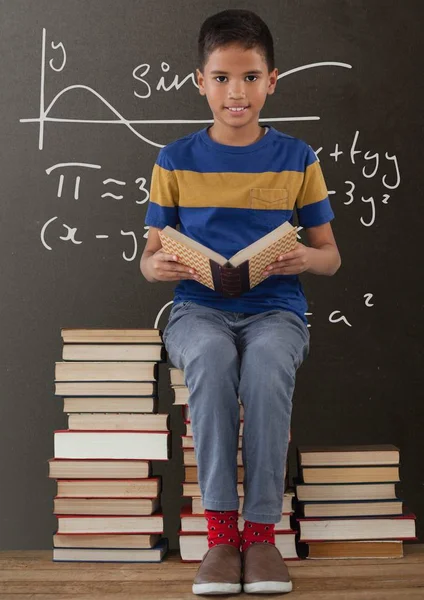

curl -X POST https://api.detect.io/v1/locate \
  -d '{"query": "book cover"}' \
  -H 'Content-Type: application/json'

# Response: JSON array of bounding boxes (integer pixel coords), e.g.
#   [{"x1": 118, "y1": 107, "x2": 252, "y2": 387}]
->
[
  {"x1": 158, "y1": 222, "x2": 297, "y2": 297},
  {"x1": 53, "y1": 537, "x2": 168, "y2": 562},
  {"x1": 297, "y1": 445, "x2": 400, "y2": 467},
  {"x1": 61, "y1": 328, "x2": 162, "y2": 343}
]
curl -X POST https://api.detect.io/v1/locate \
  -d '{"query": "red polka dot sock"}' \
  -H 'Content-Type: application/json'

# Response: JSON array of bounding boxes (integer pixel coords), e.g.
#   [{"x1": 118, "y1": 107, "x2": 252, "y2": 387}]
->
[
  {"x1": 241, "y1": 520, "x2": 275, "y2": 553},
  {"x1": 204, "y1": 509, "x2": 240, "y2": 549}
]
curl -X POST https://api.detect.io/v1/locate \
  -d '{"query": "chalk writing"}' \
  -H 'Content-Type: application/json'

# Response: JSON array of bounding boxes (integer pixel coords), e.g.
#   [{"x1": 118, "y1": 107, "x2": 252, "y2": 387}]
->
[
  {"x1": 20, "y1": 29, "x2": 352, "y2": 150},
  {"x1": 314, "y1": 130, "x2": 401, "y2": 227},
  {"x1": 40, "y1": 216, "x2": 138, "y2": 261},
  {"x1": 154, "y1": 292, "x2": 374, "y2": 331}
]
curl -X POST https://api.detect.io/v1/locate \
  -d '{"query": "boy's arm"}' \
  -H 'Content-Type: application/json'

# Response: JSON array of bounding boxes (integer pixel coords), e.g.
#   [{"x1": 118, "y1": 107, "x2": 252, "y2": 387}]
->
[
  {"x1": 303, "y1": 222, "x2": 341, "y2": 276},
  {"x1": 140, "y1": 149, "x2": 198, "y2": 284},
  {"x1": 140, "y1": 226, "x2": 198, "y2": 283},
  {"x1": 264, "y1": 143, "x2": 341, "y2": 278},
  {"x1": 140, "y1": 227, "x2": 162, "y2": 282},
  {"x1": 263, "y1": 223, "x2": 341, "y2": 278}
]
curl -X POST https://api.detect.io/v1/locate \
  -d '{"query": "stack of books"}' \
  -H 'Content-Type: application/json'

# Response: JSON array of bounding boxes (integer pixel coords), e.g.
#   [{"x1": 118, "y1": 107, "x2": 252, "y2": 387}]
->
[
  {"x1": 49, "y1": 328, "x2": 170, "y2": 563},
  {"x1": 169, "y1": 368, "x2": 299, "y2": 561},
  {"x1": 294, "y1": 445, "x2": 417, "y2": 559}
]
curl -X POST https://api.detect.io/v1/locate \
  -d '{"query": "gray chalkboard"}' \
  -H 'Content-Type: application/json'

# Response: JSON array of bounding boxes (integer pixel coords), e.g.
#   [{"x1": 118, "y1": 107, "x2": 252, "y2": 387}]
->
[{"x1": 1, "y1": 0, "x2": 423, "y2": 550}]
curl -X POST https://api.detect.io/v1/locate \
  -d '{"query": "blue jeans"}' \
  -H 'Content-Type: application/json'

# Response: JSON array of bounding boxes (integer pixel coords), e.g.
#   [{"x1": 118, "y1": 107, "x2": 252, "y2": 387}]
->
[{"x1": 163, "y1": 301, "x2": 310, "y2": 523}]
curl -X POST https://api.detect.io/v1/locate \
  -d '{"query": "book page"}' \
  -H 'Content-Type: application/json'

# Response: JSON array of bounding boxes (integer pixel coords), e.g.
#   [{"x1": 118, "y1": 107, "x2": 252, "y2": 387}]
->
[
  {"x1": 159, "y1": 227, "x2": 228, "y2": 265},
  {"x1": 229, "y1": 221, "x2": 296, "y2": 267}
]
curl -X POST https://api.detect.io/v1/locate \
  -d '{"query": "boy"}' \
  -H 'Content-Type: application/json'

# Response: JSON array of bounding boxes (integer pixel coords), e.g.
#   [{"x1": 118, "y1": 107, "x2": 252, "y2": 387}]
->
[{"x1": 141, "y1": 9, "x2": 341, "y2": 595}]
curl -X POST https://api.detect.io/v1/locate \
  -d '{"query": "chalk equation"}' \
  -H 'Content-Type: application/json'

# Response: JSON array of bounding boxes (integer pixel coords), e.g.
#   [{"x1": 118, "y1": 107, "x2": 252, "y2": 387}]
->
[
  {"x1": 41, "y1": 216, "x2": 138, "y2": 261},
  {"x1": 154, "y1": 294, "x2": 375, "y2": 331},
  {"x1": 18, "y1": 27, "x2": 395, "y2": 330},
  {"x1": 45, "y1": 162, "x2": 149, "y2": 204},
  {"x1": 20, "y1": 28, "x2": 352, "y2": 150},
  {"x1": 316, "y1": 130, "x2": 400, "y2": 227}
]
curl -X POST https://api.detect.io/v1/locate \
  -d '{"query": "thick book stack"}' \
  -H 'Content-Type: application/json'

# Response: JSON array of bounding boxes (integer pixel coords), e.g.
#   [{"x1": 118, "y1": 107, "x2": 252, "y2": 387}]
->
[
  {"x1": 169, "y1": 368, "x2": 299, "y2": 561},
  {"x1": 49, "y1": 328, "x2": 170, "y2": 563},
  {"x1": 294, "y1": 445, "x2": 417, "y2": 560}
]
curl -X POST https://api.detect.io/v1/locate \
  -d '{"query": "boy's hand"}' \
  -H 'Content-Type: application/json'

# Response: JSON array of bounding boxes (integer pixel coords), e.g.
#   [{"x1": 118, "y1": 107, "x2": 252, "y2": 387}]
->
[
  {"x1": 148, "y1": 249, "x2": 200, "y2": 282},
  {"x1": 263, "y1": 243, "x2": 311, "y2": 276}
]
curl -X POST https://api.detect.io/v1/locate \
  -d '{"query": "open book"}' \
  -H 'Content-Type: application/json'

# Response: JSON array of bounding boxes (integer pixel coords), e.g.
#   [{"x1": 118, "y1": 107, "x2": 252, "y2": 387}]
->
[{"x1": 158, "y1": 221, "x2": 298, "y2": 297}]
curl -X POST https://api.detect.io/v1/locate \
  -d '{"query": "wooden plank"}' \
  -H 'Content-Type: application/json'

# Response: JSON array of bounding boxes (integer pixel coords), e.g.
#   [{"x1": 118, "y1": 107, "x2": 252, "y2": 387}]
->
[
  {"x1": 0, "y1": 563, "x2": 422, "y2": 582},
  {"x1": 1, "y1": 575, "x2": 424, "y2": 595},
  {"x1": 0, "y1": 546, "x2": 423, "y2": 599},
  {"x1": 0, "y1": 546, "x2": 423, "y2": 570},
  {"x1": 2, "y1": 591, "x2": 424, "y2": 600}
]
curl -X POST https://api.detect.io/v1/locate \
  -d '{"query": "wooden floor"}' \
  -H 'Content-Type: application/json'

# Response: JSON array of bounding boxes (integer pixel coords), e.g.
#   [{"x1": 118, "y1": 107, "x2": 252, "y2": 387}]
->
[{"x1": 0, "y1": 545, "x2": 423, "y2": 599}]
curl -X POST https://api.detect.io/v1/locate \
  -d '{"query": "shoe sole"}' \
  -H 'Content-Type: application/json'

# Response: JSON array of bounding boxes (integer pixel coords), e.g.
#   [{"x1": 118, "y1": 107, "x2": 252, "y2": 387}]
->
[
  {"x1": 243, "y1": 580, "x2": 293, "y2": 594},
  {"x1": 192, "y1": 582, "x2": 242, "y2": 595}
]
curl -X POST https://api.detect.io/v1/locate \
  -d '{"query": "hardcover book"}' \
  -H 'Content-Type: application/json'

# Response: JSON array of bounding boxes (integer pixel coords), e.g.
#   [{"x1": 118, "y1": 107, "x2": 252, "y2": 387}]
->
[
  {"x1": 297, "y1": 510, "x2": 416, "y2": 541},
  {"x1": 158, "y1": 222, "x2": 298, "y2": 297},
  {"x1": 53, "y1": 538, "x2": 168, "y2": 563}
]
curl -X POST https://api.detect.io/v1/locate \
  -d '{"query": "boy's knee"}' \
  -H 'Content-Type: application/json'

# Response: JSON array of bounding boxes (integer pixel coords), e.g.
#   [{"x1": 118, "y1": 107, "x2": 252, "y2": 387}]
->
[
  {"x1": 185, "y1": 335, "x2": 238, "y2": 372},
  {"x1": 251, "y1": 339, "x2": 295, "y2": 363}
]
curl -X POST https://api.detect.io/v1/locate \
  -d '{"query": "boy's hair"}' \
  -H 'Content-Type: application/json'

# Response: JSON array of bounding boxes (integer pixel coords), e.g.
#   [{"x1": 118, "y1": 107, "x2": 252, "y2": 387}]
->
[{"x1": 197, "y1": 9, "x2": 274, "y2": 73}]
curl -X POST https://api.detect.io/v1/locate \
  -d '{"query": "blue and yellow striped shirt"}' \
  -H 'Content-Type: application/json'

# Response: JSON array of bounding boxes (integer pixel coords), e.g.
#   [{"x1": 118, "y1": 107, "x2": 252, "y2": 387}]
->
[{"x1": 145, "y1": 125, "x2": 334, "y2": 323}]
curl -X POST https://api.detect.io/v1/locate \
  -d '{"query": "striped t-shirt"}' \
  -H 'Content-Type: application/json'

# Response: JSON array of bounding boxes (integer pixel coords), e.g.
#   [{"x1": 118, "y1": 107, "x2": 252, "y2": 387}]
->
[{"x1": 144, "y1": 125, "x2": 334, "y2": 324}]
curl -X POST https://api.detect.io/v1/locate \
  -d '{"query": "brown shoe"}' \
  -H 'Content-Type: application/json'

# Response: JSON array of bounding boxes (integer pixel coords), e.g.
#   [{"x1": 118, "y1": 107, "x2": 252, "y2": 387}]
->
[
  {"x1": 242, "y1": 543, "x2": 293, "y2": 594},
  {"x1": 192, "y1": 544, "x2": 242, "y2": 595}
]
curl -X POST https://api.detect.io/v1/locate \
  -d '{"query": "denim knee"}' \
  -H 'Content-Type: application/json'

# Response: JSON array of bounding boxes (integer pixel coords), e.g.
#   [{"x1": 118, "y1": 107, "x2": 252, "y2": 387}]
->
[{"x1": 184, "y1": 335, "x2": 240, "y2": 388}]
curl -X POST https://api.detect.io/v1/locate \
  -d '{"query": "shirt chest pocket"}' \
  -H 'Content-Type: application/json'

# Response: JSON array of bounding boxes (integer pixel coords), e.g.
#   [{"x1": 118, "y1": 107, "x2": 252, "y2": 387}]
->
[{"x1": 249, "y1": 188, "x2": 290, "y2": 210}]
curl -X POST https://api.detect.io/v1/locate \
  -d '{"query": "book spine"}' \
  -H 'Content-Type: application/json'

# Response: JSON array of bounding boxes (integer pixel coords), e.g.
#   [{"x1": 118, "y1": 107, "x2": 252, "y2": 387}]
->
[{"x1": 210, "y1": 262, "x2": 250, "y2": 297}]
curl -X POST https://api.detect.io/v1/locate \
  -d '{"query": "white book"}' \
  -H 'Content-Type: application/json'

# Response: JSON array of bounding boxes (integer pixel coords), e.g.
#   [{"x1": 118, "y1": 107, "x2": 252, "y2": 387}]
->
[
  {"x1": 61, "y1": 328, "x2": 162, "y2": 343},
  {"x1": 63, "y1": 397, "x2": 156, "y2": 413},
  {"x1": 298, "y1": 512, "x2": 416, "y2": 541},
  {"x1": 296, "y1": 483, "x2": 397, "y2": 502},
  {"x1": 67, "y1": 413, "x2": 169, "y2": 431},
  {"x1": 53, "y1": 497, "x2": 160, "y2": 516},
  {"x1": 55, "y1": 381, "x2": 155, "y2": 396},
  {"x1": 57, "y1": 515, "x2": 163, "y2": 534},
  {"x1": 48, "y1": 459, "x2": 151, "y2": 479},
  {"x1": 55, "y1": 361, "x2": 157, "y2": 381},
  {"x1": 169, "y1": 368, "x2": 185, "y2": 386},
  {"x1": 54, "y1": 431, "x2": 169, "y2": 460},
  {"x1": 62, "y1": 344, "x2": 163, "y2": 361}
]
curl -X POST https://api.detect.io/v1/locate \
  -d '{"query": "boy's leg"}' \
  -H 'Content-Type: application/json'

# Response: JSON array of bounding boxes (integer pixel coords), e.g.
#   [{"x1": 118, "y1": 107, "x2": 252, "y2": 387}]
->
[
  {"x1": 236, "y1": 310, "x2": 308, "y2": 594},
  {"x1": 236, "y1": 309, "x2": 310, "y2": 524},
  {"x1": 164, "y1": 302, "x2": 243, "y2": 594},
  {"x1": 163, "y1": 301, "x2": 241, "y2": 511}
]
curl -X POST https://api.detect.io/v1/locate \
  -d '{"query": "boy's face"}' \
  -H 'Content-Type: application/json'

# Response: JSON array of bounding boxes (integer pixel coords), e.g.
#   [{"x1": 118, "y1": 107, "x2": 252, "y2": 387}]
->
[{"x1": 196, "y1": 44, "x2": 278, "y2": 131}]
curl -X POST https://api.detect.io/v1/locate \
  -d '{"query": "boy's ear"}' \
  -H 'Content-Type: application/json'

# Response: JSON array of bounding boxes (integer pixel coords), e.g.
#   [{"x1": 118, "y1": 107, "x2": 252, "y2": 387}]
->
[
  {"x1": 267, "y1": 68, "x2": 279, "y2": 95},
  {"x1": 196, "y1": 68, "x2": 206, "y2": 95}
]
